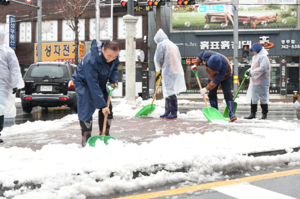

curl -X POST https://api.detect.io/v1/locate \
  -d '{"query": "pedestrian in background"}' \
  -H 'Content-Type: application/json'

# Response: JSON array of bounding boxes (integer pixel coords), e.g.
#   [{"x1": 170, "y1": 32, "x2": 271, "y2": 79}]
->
[
  {"x1": 245, "y1": 43, "x2": 270, "y2": 120},
  {"x1": 0, "y1": 28, "x2": 24, "y2": 143},
  {"x1": 72, "y1": 40, "x2": 120, "y2": 147},
  {"x1": 154, "y1": 29, "x2": 186, "y2": 120},
  {"x1": 191, "y1": 50, "x2": 237, "y2": 122}
]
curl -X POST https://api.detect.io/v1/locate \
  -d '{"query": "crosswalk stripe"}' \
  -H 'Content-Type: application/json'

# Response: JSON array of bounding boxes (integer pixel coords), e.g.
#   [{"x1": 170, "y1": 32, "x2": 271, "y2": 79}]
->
[
  {"x1": 212, "y1": 183, "x2": 296, "y2": 199},
  {"x1": 115, "y1": 169, "x2": 300, "y2": 199}
]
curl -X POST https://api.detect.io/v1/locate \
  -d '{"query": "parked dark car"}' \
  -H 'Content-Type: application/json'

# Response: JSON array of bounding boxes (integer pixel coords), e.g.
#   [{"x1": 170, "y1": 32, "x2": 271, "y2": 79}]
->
[{"x1": 20, "y1": 62, "x2": 77, "y2": 113}]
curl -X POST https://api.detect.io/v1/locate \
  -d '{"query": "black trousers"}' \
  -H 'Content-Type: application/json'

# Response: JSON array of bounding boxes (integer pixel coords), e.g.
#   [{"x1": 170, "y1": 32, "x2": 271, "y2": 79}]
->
[
  {"x1": 0, "y1": 115, "x2": 4, "y2": 132},
  {"x1": 79, "y1": 92, "x2": 113, "y2": 136},
  {"x1": 208, "y1": 77, "x2": 233, "y2": 102}
]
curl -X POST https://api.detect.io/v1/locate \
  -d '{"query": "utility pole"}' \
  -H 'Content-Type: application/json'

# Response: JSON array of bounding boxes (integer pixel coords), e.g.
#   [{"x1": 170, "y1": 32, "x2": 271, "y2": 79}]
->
[
  {"x1": 37, "y1": 0, "x2": 42, "y2": 62},
  {"x1": 127, "y1": 0, "x2": 134, "y2": 15},
  {"x1": 233, "y1": 1, "x2": 239, "y2": 94},
  {"x1": 96, "y1": 0, "x2": 100, "y2": 41},
  {"x1": 155, "y1": 5, "x2": 162, "y2": 99},
  {"x1": 111, "y1": 0, "x2": 113, "y2": 41}
]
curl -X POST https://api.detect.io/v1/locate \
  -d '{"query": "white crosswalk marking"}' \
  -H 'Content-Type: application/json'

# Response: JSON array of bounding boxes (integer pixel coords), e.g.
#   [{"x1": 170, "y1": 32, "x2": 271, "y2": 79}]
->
[{"x1": 211, "y1": 183, "x2": 296, "y2": 199}]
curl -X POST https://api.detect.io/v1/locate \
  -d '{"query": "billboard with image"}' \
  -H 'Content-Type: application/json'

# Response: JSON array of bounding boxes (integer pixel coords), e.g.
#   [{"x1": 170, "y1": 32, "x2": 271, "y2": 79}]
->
[{"x1": 171, "y1": 0, "x2": 297, "y2": 31}]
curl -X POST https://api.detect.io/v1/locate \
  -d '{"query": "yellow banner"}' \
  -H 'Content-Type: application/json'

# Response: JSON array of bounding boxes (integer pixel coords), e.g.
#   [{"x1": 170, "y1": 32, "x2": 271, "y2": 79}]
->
[{"x1": 34, "y1": 42, "x2": 85, "y2": 62}]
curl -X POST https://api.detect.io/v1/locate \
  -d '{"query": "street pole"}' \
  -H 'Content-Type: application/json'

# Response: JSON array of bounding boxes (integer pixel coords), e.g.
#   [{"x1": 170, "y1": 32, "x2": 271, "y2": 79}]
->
[
  {"x1": 233, "y1": 4, "x2": 239, "y2": 94},
  {"x1": 155, "y1": 5, "x2": 162, "y2": 99},
  {"x1": 37, "y1": 0, "x2": 42, "y2": 62},
  {"x1": 111, "y1": 0, "x2": 113, "y2": 41},
  {"x1": 96, "y1": 0, "x2": 100, "y2": 41},
  {"x1": 127, "y1": 0, "x2": 134, "y2": 15}
]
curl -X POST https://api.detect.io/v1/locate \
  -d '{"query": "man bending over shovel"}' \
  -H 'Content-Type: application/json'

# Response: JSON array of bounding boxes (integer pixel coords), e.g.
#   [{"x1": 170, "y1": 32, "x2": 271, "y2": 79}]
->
[
  {"x1": 72, "y1": 40, "x2": 120, "y2": 147},
  {"x1": 191, "y1": 50, "x2": 237, "y2": 122}
]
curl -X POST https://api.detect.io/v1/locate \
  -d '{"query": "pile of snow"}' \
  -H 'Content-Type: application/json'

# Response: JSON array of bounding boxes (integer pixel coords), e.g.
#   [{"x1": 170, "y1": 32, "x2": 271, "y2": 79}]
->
[{"x1": 0, "y1": 98, "x2": 300, "y2": 198}]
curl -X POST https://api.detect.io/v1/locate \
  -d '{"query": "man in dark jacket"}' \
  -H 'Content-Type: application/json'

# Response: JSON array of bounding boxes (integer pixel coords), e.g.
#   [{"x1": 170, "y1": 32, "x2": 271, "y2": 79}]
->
[
  {"x1": 191, "y1": 50, "x2": 237, "y2": 122},
  {"x1": 72, "y1": 40, "x2": 120, "y2": 147}
]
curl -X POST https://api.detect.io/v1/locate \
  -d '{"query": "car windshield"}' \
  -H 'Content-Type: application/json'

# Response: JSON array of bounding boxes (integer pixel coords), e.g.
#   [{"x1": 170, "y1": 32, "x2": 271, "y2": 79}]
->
[{"x1": 30, "y1": 65, "x2": 65, "y2": 78}]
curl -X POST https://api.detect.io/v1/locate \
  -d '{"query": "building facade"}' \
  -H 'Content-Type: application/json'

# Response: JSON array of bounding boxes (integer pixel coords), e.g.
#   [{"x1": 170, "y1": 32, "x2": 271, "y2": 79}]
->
[
  {"x1": 168, "y1": 1, "x2": 300, "y2": 99},
  {"x1": 0, "y1": 0, "x2": 151, "y2": 97}
]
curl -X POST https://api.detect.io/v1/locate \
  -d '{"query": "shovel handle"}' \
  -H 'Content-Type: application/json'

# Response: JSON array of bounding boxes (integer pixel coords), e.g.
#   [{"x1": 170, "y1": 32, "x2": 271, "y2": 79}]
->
[
  {"x1": 196, "y1": 76, "x2": 208, "y2": 107},
  {"x1": 102, "y1": 94, "x2": 111, "y2": 135},
  {"x1": 151, "y1": 76, "x2": 162, "y2": 105}
]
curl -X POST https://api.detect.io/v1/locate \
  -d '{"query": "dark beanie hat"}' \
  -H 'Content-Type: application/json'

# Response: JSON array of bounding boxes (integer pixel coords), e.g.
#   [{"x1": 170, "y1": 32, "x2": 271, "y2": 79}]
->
[
  {"x1": 250, "y1": 43, "x2": 263, "y2": 53},
  {"x1": 207, "y1": 55, "x2": 222, "y2": 71}
]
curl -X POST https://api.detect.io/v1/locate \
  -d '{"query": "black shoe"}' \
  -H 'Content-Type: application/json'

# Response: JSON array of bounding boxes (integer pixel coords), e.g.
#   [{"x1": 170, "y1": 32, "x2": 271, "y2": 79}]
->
[
  {"x1": 0, "y1": 138, "x2": 3, "y2": 143},
  {"x1": 244, "y1": 112, "x2": 256, "y2": 119},
  {"x1": 261, "y1": 113, "x2": 267, "y2": 120}
]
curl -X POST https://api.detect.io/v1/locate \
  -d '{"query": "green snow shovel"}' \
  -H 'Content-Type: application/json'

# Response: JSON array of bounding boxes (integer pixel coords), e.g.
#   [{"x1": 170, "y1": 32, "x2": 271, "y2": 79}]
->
[
  {"x1": 87, "y1": 84, "x2": 117, "y2": 147},
  {"x1": 192, "y1": 69, "x2": 227, "y2": 123},
  {"x1": 135, "y1": 76, "x2": 162, "y2": 117},
  {"x1": 223, "y1": 71, "x2": 250, "y2": 118}
]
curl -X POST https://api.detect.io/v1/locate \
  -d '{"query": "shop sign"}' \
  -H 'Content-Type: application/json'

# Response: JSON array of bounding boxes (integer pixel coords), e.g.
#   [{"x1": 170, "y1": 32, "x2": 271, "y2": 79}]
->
[
  {"x1": 8, "y1": 16, "x2": 16, "y2": 50},
  {"x1": 280, "y1": 56, "x2": 287, "y2": 95},
  {"x1": 34, "y1": 42, "x2": 85, "y2": 63},
  {"x1": 199, "y1": 40, "x2": 252, "y2": 50},
  {"x1": 259, "y1": 36, "x2": 275, "y2": 49},
  {"x1": 281, "y1": 39, "x2": 300, "y2": 49}
]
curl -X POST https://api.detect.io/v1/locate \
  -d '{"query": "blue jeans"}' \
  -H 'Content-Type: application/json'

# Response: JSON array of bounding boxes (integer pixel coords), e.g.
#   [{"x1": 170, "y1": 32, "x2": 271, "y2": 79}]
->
[{"x1": 208, "y1": 77, "x2": 233, "y2": 102}]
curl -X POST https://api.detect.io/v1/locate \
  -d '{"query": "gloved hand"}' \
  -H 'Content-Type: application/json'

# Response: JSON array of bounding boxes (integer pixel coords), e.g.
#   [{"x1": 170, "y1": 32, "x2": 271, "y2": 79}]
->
[
  {"x1": 191, "y1": 65, "x2": 198, "y2": 71},
  {"x1": 12, "y1": 88, "x2": 17, "y2": 94},
  {"x1": 245, "y1": 68, "x2": 251, "y2": 77},
  {"x1": 200, "y1": 87, "x2": 207, "y2": 95}
]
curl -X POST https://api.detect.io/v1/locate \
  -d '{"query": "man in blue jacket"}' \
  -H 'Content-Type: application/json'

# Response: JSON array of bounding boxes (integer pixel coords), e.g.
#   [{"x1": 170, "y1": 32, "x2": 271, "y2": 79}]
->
[
  {"x1": 191, "y1": 50, "x2": 237, "y2": 122},
  {"x1": 72, "y1": 40, "x2": 120, "y2": 147}
]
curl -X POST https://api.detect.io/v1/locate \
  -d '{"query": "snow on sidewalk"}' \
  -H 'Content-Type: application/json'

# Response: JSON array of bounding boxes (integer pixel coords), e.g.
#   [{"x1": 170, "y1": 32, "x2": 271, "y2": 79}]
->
[{"x1": 0, "y1": 98, "x2": 300, "y2": 199}]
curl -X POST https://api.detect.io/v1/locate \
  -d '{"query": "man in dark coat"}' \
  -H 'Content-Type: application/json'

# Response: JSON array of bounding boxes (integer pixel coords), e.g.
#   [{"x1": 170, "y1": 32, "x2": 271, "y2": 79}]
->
[
  {"x1": 72, "y1": 40, "x2": 120, "y2": 147},
  {"x1": 191, "y1": 50, "x2": 237, "y2": 122}
]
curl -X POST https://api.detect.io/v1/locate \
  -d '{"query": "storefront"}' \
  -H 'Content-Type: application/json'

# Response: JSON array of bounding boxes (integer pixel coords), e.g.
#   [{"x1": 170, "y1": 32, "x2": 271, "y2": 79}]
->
[{"x1": 170, "y1": 30, "x2": 300, "y2": 97}]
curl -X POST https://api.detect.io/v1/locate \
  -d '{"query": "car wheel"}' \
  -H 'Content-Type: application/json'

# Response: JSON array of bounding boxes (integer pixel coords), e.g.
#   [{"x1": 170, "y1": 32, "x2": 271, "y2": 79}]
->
[
  {"x1": 71, "y1": 104, "x2": 77, "y2": 113},
  {"x1": 22, "y1": 103, "x2": 33, "y2": 113}
]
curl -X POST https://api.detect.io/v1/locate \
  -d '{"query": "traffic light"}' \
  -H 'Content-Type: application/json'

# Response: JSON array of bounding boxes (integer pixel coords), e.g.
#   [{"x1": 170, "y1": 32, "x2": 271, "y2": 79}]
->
[
  {"x1": 0, "y1": 0, "x2": 10, "y2": 6},
  {"x1": 149, "y1": 0, "x2": 164, "y2": 7},
  {"x1": 120, "y1": 0, "x2": 127, "y2": 8},
  {"x1": 188, "y1": 0, "x2": 195, "y2": 5},
  {"x1": 177, "y1": 0, "x2": 194, "y2": 5},
  {"x1": 242, "y1": 45, "x2": 250, "y2": 58}
]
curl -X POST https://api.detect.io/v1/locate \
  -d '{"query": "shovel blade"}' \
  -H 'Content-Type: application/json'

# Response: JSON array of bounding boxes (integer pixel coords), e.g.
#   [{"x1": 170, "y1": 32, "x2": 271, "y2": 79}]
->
[
  {"x1": 135, "y1": 104, "x2": 156, "y2": 117},
  {"x1": 87, "y1": 135, "x2": 116, "y2": 147},
  {"x1": 223, "y1": 102, "x2": 238, "y2": 118},
  {"x1": 203, "y1": 107, "x2": 227, "y2": 123}
]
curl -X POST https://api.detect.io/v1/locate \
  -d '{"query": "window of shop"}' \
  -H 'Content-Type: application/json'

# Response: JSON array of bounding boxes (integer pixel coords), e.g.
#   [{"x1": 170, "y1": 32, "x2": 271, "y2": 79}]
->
[
  {"x1": 36, "y1": 20, "x2": 58, "y2": 42},
  {"x1": 62, "y1": 19, "x2": 85, "y2": 41},
  {"x1": 117, "y1": 16, "x2": 142, "y2": 40},
  {"x1": 19, "y1": 22, "x2": 32, "y2": 43},
  {"x1": 181, "y1": 60, "x2": 282, "y2": 95},
  {"x1": 89, "y1": 18, "x2": 112, "y2": 41},
  {"x1": 286, "y1": 56, "x2": 299, "y2": 94},
  {"x1": 287, "y1": 65, "x2": 299, "y2": 94}
]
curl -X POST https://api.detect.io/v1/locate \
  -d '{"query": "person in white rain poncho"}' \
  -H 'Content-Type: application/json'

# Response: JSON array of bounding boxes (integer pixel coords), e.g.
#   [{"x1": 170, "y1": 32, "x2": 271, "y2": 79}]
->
[
  {"x1": 0, "y1": 28, "x2": 24, "y2": 143},
  {"x1": 245, "y1": 43, "x2": 270, "y2": 120},
  {"x1": 154, "y1": 29, "x2": 186, "y2": 120}
]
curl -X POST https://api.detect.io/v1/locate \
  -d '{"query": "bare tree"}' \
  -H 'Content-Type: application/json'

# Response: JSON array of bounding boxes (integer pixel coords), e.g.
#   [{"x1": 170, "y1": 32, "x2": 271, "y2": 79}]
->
[
  {"x1": 55, "y1": 0, "x2": 92, "y2": 65},
  {"x1": 0, "y1": 8, "x2": 5, "y2": 24}
]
